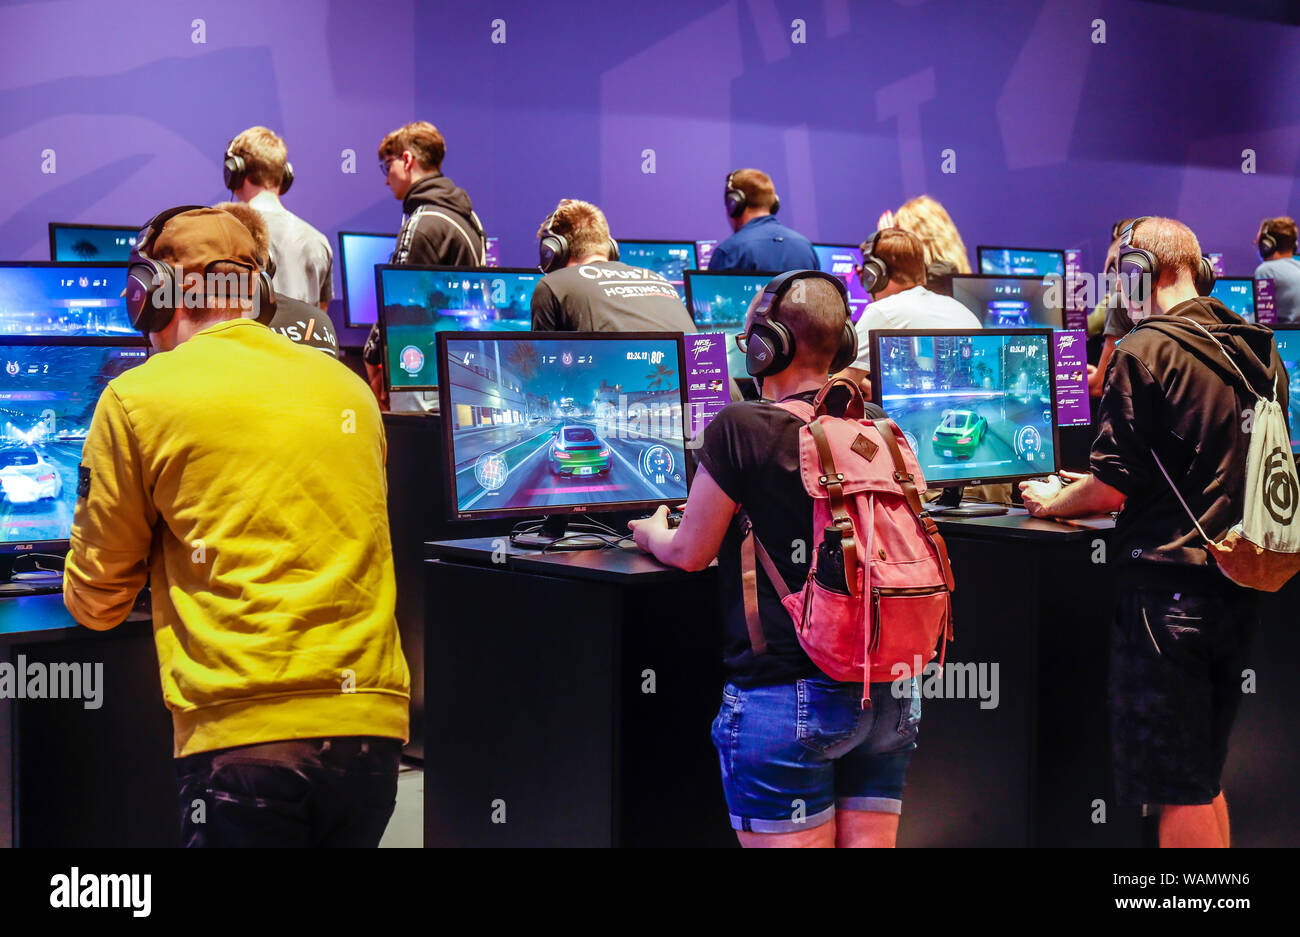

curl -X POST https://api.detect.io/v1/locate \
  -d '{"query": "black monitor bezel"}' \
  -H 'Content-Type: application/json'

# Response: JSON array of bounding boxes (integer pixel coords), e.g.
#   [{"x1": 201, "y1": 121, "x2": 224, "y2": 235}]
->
[
  {"x1": 0, "y1": 338, "x2": 149, "y2": 554},
  {"x1": 681, "y1": 268, "x2": 779, "y2": 328},
  {"x1": 436, "y1": 330, "x2": 694, "y2": 523},
  {"x1": 975, "y1": 245, "x2": 1067, "y2": 277},
  {"x1": 376, "y1": 264, "x2": 544, "y2": 392},
  {"x1": 0, "y1": 262, "x2": 145, "y2": 342},
  {"x1": 867, "y1": 327, "x2": 1061, "y2": 489},
  {"x1": 47, "y1": 224, "x2": 139, "y2": 262},
  {"x1": 337, "y1": 230, "x2": 398, "y2": 328},
  {"x1": 1210, "y1": 277, "x2": 1258, "y2": 322},
  {"x1": 950, "y1": 273, "x2": 1067, "y2": 330}
]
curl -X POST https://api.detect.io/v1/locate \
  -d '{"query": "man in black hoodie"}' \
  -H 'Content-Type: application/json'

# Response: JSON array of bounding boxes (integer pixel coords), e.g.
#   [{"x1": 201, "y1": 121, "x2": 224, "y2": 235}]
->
[
  {"x1": 363, "y1": 121, "x2": 487, "y2": 409},
  {"x1": 1020, "y1": 217, "x2": 1288, "y2": 848}
]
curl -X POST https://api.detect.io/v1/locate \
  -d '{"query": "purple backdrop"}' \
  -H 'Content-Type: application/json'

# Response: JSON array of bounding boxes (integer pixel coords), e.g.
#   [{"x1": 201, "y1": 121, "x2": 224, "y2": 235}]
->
[{"x1": 3, "y1": 0, "x2": 1300, "y2": 283}]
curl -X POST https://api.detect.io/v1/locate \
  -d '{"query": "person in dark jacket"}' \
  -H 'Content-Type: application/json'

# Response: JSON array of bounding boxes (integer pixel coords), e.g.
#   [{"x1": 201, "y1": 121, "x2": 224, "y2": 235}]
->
[
  {"x1": 364, "y1": 121, "x2": 487, "y2": 409},
  {"x1": 1021, "y1": 217, "x2": 1290, "y2": 848}
]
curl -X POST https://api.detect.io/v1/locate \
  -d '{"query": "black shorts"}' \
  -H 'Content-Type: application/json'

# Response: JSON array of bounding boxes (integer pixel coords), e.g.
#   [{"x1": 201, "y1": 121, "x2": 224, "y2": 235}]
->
[{"x1": 1108, "y1": 574, "x2": 1257, "y2": 807}]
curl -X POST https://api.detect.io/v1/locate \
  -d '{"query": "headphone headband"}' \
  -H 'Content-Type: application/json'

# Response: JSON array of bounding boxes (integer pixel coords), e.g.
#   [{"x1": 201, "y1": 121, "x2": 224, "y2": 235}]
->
[{"x1": 741, "y1": 269, "x2": 856, "y2": 379}]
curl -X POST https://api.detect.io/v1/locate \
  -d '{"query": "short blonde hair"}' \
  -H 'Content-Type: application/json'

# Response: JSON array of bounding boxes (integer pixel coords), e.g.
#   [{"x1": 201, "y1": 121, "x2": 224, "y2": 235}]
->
[
  {"x1": 228, "y1": 126, "x2": 288, "y2": 189},
  {"x1": 538, "y1": 199, "x2": 612, "y2": 260},
  {"x1": 1130, "y1": 217, "x2": 1202, "y2": 284},
  {"x1": 378, "y1": 121, "x2": 446, "y2": 171},
  {"x1": 895, "y1": 195, "x2": 971, "y2": 274}
]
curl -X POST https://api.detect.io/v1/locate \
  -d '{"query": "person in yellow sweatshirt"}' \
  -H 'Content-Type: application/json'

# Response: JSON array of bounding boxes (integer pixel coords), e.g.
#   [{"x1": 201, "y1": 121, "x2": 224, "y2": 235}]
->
[{"x1": 63, "y1": 206, "x2": 410, "y2": 847}]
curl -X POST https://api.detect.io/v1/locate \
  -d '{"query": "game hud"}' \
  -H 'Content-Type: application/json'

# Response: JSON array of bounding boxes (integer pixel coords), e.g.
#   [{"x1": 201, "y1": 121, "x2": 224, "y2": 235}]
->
[
  {"x1": 617, "y1": 242, "x2": 697, "y2": 286},
  {"x1": 875, "y1": 331, "x2": 1056, "y2": 484},
  {"x1": 1273, "y1": 328, "x2": 1300, "y2": 455},
  {"x1": 50, "y1": 226, "x2": 137, "y2": 263},
  {"x1": 1210, "y1": 278, "x2": 1255, "y2": 322},
  {"x1": 381, "y1": 268, "x2": 538, "y2": 388},
  {"x1": 0, "y1": 344, "x2": 147, "y2": 543},
  {"x1": 0, "y1": 265, "x2": 136, "y2": 336},
  {"x1": 951, "y1": 275, "x2": 1064, "y2": 329},
  {"x1": 977, "y1": 247, "x2": 1066, "y2": 277},
  {"x1": 443, "y1": 335, "x2": 688, "y2": 515}
]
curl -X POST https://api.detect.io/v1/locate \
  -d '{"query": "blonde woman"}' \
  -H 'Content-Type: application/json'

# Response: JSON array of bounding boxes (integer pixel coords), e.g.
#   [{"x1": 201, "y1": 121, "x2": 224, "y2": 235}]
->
[{"x1": 877, "y1": 196, "x2": 971, "y2": 295}]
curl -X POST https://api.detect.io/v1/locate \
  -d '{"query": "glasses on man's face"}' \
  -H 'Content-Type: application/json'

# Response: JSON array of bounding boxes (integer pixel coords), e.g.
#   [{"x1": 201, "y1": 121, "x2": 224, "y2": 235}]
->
[{"x1": 379, "y1": 157, "x2": 398, "y2": 178}]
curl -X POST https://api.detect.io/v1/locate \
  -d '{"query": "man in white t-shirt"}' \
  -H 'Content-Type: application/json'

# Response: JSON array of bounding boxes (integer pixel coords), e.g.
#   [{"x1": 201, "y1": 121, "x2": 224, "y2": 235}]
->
[{"x1": 836, "y1": 227, "x2": 979, "y2": 388}]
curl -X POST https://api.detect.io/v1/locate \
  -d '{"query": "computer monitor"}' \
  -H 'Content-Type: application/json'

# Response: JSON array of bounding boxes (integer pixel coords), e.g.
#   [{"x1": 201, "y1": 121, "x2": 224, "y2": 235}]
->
[
  {"x1": 682, "y1": 270, "x2": 775, "y2": 388},
  {"x1": 976, "y1": 246, "x2": 1066, "y2": 277},
  {"x1": 950, "y1": 275, "x2": 1065, "y2": 329},
  {"x1": 868, "y1": 329, "x2": 1058, "y2": 511},
  {"x1": 438, "y1": 331, "x2": 691, "y2": 546},
  {"x1": 48, "y1": 223, "x2": 138, "y2": 262},
  {"x1": 0, "y1": 341, "x2": 148, "y2": 551},
  {"x1": 812, "y1": 244, "x2": 870, "y2": 321},
  {"x1": 1210, "y1": 277, "x2": 1256, "y2": 322},
  {"x1": 0, "y1": 263, "x2": 138, "y2": 337},
  {"x1": 1272, "y1": 325, "x2": 1300, "y2": 455},
  {"x1": 338, "y1": 232, "x2": 397, "y2": 327},
  {"x1": 617, "y1": 241, "x2": 698, "y2": 287},
  {"x1": 376, "y1": 266, "x2": 539, "y2": 391}
]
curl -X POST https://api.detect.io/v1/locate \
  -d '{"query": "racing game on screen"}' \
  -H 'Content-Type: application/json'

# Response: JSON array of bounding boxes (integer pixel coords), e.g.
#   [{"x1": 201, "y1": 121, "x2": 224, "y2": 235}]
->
[
  {"x1": 812, "y1": 244, "x2": 870, "y2": 321},
  {"x1": 443, "y1": 336, "x2": 688, "y2": 514},
  {"x1": 0, "y1": 264, "x2": 136, "y2": 336},
  {"x1": 0, "y1": 344, "x2": 147, "y2": 544},
  {"x1": 1210, "y1": 278, "x2": 1255, "y2": 322},
  {"x1": 951, "y1": 275, "x2": 1064, "y2": 329},
  {"x1": 617, "y1": 241, "x2": 697, "y2": 286},
  {"x1": 875, "y1": 331, "x2": 1056, "y2": 484},
  {"x1": 380, "y1": 268, "x2": 538, "y2": 388},
  {"x1": 684, "y1": 271, "x2": 771, "y2": 382},
  {"x1": 977, "y1": 247, "x2": 1066, "y2": 277},
  {"x1": 1273, "y1": 328, "x2": 1300, "y2": 455}
]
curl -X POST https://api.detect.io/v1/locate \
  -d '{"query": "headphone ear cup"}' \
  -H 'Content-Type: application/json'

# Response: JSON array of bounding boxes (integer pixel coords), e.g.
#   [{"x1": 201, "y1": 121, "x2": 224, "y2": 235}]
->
[
  {"x1": 539, "y1": 233, "x2": 568, "y2": 273},
  {"x1": 859, "y1": 256, "x2": 889, "y2": 294},
  {"x1": 125, "y1": 260, "x2": 174, "y2": 334},
  {"x1": 829, "y1": 320, "x2": 858, "y2": 375},
  {"x1": 1259, "y1": 232, "x2": 1277, "y2": 260},
  {"x1": 279, "y1": 161, "x2": 294, "y2": 196},
  {"x1": 223, "y1": 152, "x2": 245, "y2": 191},
  {"x1": 769, "y1": 193, "x2": 780, "y2": 215},
  {"x1": 744, "y1": 320, "x2": 794, "y2": 378},
  {"x1": 607, "y1": 237, "x2": 619, "y2": 262},
  {"x1": 1196, "y1": 255, "x2": 1216, "y2": 297},
  {"x1": 1118, "y1": 249, "x2": 1155, "y2": 305},
  {"x1": 255, "y1": 271, "x2": 277, "y2": 325}
]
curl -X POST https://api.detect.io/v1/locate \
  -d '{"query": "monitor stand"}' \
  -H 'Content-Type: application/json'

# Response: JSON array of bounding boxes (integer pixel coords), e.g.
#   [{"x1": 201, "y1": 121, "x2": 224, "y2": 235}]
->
[
  {"x1": 510, "y1": 515, "x2": 610, "y2": 551},
  {"x1": 924, "y1": 485, "x2": 1009, "y2": 518}
]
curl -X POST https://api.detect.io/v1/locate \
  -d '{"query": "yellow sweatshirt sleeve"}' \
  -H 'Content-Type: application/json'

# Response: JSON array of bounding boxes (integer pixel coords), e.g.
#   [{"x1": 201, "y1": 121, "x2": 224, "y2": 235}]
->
[{"x1": 63, "y1": 385, "x2": 157, "y2": 631}]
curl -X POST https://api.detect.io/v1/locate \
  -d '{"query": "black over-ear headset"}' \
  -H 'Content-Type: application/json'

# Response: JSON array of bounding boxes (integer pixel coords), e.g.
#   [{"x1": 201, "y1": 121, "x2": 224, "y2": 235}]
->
[
  {"x1": 1116, "y1": 216, "x2": 1216, "y2": 304},
  {"x1": 537, "y1": 211, "x2": 619, "y2": 273},
  {"x1": 1258, "y1": 223, "x2": 1278, "y2": 259},
  {"x1": 857, "y1": 229, "x2": 892, "y2": 294},
  {"x1": 224, "y1": 139, "x2": 294, "y2": 195},
  {"x1": 738, "y1": 269, "x2": 857, "y2": 378},
  {"x1": 125, "y1": 206, "x2": 277, "y2": 333},
  {"x1": 725, "y1": 171, "x2": 780, "y2": 219}
]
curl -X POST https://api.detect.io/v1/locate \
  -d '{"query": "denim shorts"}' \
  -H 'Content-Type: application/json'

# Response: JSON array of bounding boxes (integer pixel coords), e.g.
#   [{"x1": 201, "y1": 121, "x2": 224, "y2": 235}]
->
[{"x1": 710, "y1": 675, "x2": 921, "y2": 833}]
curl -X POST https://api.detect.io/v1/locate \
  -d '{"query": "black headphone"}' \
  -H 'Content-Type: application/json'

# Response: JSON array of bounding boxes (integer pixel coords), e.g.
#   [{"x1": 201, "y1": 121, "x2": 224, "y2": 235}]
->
[
  {"x1": 224, "y1": 139, "x2": 294, "y2": 195},
  {"x1": 125, "y1": 206, "x2": 277, "y2": 333},
  {"x1": 857, "y1": 230, "x2": 892, "y2": 294},
  {"x1": 538, "y1": 212, "x2": 619, "y2": 273},
  {"x1": 724, "y1": 171, "x2": 780, "y2": 219},
  {"x1": 1116, "y1": 216, "x2": 1216, "y2": 303},
  {"x1": 739, "y1": 270, "x2": 857, "y2": 379}
]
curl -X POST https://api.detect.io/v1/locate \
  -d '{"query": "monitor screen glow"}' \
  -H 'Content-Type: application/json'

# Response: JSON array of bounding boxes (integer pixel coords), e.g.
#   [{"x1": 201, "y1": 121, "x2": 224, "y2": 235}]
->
[
  {"x1": 0, "y1": 264, "x2": 136, "y2": 336},
  {"x1": 339, "y1": 232, "x2": 397, "y2": 326}
]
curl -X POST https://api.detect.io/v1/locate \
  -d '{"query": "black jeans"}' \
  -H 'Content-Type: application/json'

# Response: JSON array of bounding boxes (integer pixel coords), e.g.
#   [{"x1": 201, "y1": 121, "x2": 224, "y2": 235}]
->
[{"x1": 175, "y1": 737, "x2": 402, "y2": 847}]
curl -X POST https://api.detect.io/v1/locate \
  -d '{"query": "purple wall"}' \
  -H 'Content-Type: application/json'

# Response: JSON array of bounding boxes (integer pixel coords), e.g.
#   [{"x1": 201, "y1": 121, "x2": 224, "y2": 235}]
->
[{"x1": 3, "y1": 0, "x2": 1299, "y2": 279}]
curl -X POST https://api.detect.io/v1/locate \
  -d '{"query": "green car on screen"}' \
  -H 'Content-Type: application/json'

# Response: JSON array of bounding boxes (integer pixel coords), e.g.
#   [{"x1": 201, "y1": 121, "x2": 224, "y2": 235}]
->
[
  {"x1": 549, "y1": 425, "x2": 612, "y2": 477},
  {"x1": 932, "y1": 409, "x2": 988, "y2": 460}
]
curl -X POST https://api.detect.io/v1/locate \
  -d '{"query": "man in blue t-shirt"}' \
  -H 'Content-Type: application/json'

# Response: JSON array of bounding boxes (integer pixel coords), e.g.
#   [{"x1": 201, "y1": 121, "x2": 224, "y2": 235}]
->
[
  {"x1": 1253, "y1": 217, "x2": 1300, "y2": 325},
  {"x1": 706, "y1": 168, "x2": 818, "y2": 273}
]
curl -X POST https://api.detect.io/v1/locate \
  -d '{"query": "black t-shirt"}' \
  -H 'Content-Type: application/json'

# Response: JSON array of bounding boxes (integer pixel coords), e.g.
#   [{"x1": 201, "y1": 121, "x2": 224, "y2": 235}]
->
[
  {"x1": 531, "y1": 261, "x2": 697, "y2": 333},
  {"x1": 699, "y1": 390, "x2": 887, "y2": 686},
  {"x1": 268, "y1": 296, "x2": 339, "y2": 357},
  {"x1": 1091, "y1": 298, "x2": 1288, "y2": 572}
]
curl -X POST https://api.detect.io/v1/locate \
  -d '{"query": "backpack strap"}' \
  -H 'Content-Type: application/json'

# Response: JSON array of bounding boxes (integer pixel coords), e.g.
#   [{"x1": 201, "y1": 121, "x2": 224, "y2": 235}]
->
[
  {"x1": 873, "y1": 419, "x2": 956, "y2": 592},
  {"x1": 809, "y1": 419, "x2": 860, "y2": 596},
  {"x1": 1149, "y1": 449, "x2": 1214, "y2": 545},
  {"x1": 739, "y1": 514, "x2": 794, "y2": 656}
]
